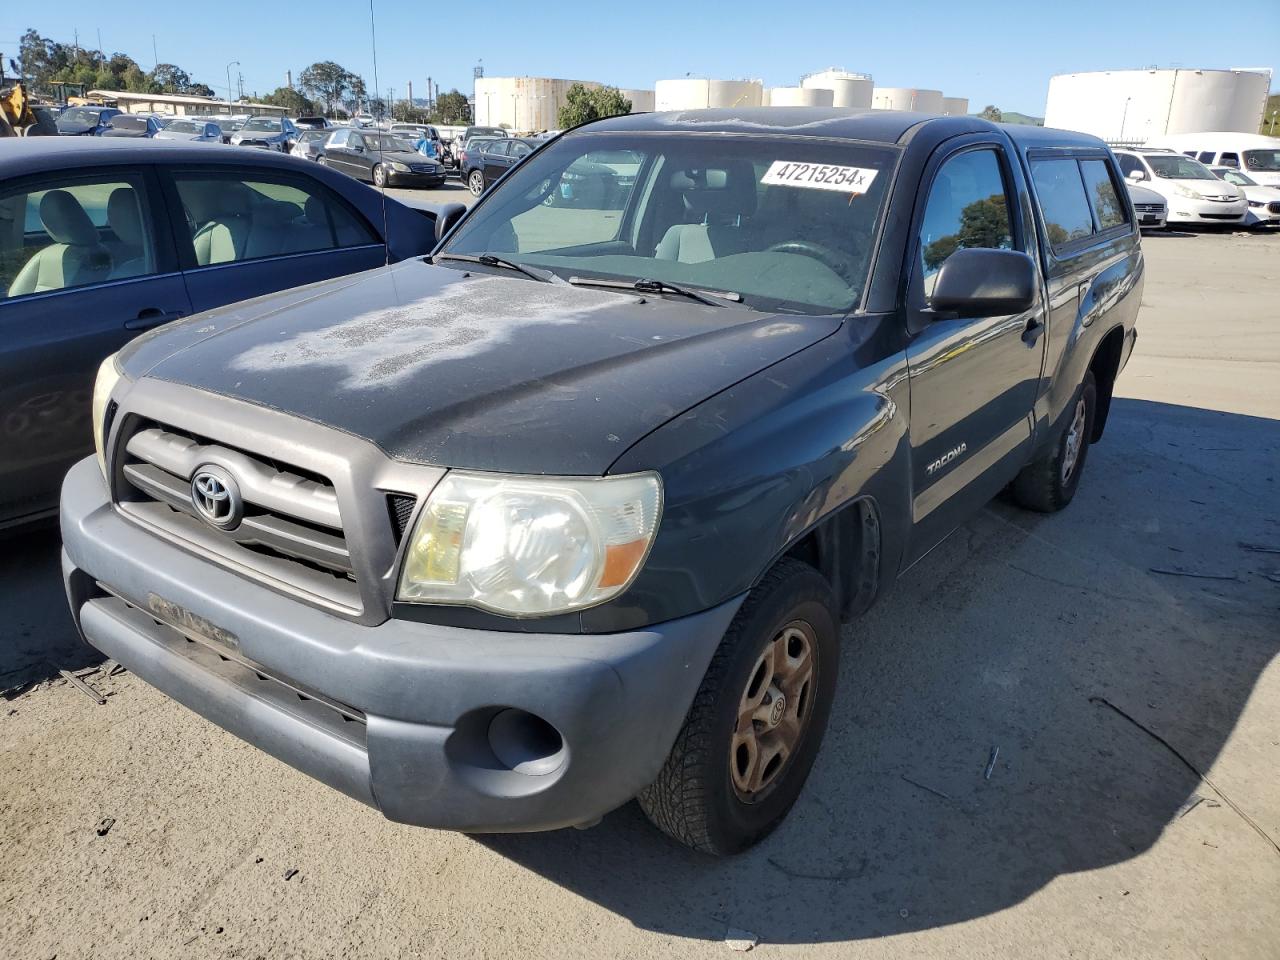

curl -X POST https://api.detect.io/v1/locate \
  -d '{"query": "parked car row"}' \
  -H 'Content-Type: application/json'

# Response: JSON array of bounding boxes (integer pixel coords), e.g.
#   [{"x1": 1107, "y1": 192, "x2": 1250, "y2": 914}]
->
[{"x1": 1113, "y1": 147, "x2": 1280, "y2": 230}]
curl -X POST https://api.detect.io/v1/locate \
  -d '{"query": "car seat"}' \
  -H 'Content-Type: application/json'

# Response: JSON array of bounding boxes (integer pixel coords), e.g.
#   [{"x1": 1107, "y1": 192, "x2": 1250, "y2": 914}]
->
[
  {"x1": 106, "y1": 187, "x2": 147, "y2": 279},
  {"x1": 7, "y1": 190, "x2": 113, "y2": 297},
  {"x1": 655, "y1": 161, "x2": 757, "y2": 264}
]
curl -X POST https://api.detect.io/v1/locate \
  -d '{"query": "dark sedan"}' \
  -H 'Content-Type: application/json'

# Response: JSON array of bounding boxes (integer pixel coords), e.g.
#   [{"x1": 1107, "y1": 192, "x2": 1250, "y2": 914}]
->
[
  {"x1": 463, "y1": 137, "x2": 538, "y2": 196},
  {"x1": 56, "y1": 106, "x2": 122, "y2": 136},
  {"x1": 0, "y1": 137, "x2": 457, "y2": 529},
  {"x1": 320, "y1": 129, "x2": 446, "y2": 188}
]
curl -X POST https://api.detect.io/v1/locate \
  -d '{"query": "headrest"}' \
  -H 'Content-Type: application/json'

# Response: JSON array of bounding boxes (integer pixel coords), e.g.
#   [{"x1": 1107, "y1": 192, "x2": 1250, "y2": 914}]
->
[
  {"x1": 672, "y1": 160, "x2": 757, "y2": 223},
  {"x1": 304, "y1": 195, "x2": 328, "y2": 226},
  {"x1": 217, "y1": 183, "x2": 252, "y2": 217},
  {"x1": 40, "y1": 190, "x2": 99, "y2": 246},
  {"x1": 107, "y1": 188, "x2": 144, "y2": 247}
]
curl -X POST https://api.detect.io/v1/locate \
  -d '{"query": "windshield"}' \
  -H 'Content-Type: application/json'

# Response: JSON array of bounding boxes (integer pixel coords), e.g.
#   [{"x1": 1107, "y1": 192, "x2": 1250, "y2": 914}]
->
[
  {"x1": 1244, "y1": 149, "x2": 1280, "y2": 172},
  {"x1": 1219, "y1": 170, "x2": 1256, "y2": 186},
  {"x1": 1146, "y1": 154, "x2": 1216, "y2": 180},
  {"x1": 300, "y1": 130, "x2": 327, "y2": 142},
  {"x1": 469, "y1": 127, "x2": 506, "y2": 139},
  {"x1": 443, "y1": 132, "x2": 897, "y2": 315},
  {"x1": 110, "y1": 116, "x2": 148, "y2": 130},
  {"x1": 165, "y1": 120, "x2": 201, "y2": 134},
  {"x1": 242, "y1": 117, "x2": 281, "y2": 132},
  {"x1": 59, "y1": 108, "x2": 103, "y2": 125}
]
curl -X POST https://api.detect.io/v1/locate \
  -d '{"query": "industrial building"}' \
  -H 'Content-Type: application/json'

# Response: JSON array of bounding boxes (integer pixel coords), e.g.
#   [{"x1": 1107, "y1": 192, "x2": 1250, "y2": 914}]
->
[
  {"x1": 85, "y1": 90, "x2": 288, "y2": 118},
  {"x1": 1043, "y1": 68, "x2": 1273, "y2": 143},
  {"x1": 871, "y1": 87, "x2": 944, "y2": 114},
  {"x1": 473, "y1": 77, "x2": 604, "y2": 132}
]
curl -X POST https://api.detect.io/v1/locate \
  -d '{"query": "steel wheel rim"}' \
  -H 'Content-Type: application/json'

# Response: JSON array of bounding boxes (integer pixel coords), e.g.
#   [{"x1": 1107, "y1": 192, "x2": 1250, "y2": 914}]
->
[
  {"x1": 1062, "y1": 396, "x2": 1087, "y2": 483},
  {"x1": 730, "y1": 619, "x2": 818, "y2": 803}
]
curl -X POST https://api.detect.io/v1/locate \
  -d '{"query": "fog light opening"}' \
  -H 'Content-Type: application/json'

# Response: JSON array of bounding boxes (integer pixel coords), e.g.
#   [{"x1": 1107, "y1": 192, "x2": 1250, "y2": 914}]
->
[{"x1": 487, "y1": 709, "x2": 566, "y2": 777}]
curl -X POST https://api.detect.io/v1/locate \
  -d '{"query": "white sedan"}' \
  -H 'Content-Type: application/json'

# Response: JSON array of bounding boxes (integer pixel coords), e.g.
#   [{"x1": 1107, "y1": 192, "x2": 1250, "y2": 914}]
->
[{"x1": 1210, "y1": 167, "x2": 1280, "y2": 227}]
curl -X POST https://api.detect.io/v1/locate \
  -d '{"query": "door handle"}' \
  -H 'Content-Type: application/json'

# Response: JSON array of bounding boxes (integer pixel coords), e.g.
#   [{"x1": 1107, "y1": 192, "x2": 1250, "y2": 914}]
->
[
  {"x1": 125, "y1": 308, "x2": 185, "y2": 331},
  {"x1": 1021, "y1": 319, "x2": 1045, "y2": 347}
]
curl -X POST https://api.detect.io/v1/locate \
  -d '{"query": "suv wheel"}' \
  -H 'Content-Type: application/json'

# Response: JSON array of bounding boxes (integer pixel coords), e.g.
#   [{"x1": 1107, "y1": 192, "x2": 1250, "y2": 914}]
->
[
  {"x1": 468, "y1": 169, "x2": 485, "y2": 196},
  {"x1": 638, "y1": 558, "x2": 839, "y2": 855},
  {"x1": 373, "y1": 164, "x2": 387, "y2": 188},
  {"x1": 1011, "y1": 369, "x2": 1097, "y2": 512}
]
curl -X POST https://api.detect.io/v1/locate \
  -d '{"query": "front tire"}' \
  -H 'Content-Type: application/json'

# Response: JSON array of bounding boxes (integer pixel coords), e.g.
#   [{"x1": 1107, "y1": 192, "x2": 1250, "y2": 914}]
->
[
  {"x1": 1011, "y1": 369, "x2": 1097, "y2": 512},
  {"x1": 638, "y1": 558, "x2": 839, "y2": 856},
  {"x1": 373, "y1": 164, "x2": 387, "y2": 188},
  {"x1": 468, "y1": 169, "x2": 485, "y2": 196}
]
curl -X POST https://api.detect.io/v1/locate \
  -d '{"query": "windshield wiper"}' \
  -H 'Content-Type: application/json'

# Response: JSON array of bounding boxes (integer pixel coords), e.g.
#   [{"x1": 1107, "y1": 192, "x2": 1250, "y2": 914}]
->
[
  {"x1": 432, "y1": 252, "x2": 558, "y2": 283},
  {"x1": 567, "y1": 275, "x2": 743, "y2": 308}
]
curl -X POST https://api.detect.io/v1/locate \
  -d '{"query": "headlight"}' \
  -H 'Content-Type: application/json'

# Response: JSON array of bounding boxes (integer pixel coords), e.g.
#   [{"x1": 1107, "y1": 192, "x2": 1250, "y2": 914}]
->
[
  {"x1": 1174, "y1": 183, "x2": 1204, "y2": 200},
  {"x1": 91, "y1": 353, "x2": 123, "y2": 479},
  {"x1": 390, "y1": 160, "x2": 410, "y2": 172},
  {"x1": 398, "y1": 471, "x2": 662, "y2": 617}
]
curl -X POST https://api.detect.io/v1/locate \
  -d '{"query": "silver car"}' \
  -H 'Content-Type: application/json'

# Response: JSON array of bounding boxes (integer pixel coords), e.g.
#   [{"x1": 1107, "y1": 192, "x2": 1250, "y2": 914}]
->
[
  {"x1": 291, "y1": 129, "x2": 331, "y2": 161},
  {"x1": 153, "y1": 118, "x2": 223, "y2": 143}
]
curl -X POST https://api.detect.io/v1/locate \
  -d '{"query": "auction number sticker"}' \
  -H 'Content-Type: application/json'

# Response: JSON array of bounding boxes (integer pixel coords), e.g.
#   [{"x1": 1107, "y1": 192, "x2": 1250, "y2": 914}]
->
[{"x1": 761, "y1": 161, "x2": 878, "y2": 194}]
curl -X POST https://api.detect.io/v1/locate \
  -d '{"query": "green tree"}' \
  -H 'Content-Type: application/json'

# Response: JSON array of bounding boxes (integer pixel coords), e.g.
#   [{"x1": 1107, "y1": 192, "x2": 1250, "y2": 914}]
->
[
  {"x1": 557, "y1": 84, "x2": 631, "y2": 129},
  {"x1": 979, "y1": 105, "x2": 1003, "y2": 123},
  {"x1": 430, "y1": 88, "x2": 469, "y2": 124},
  {"x1": 299, "y1": 61, "x2": 354, "y2": 117},
  {"x1": 923, "y1": 194, "x2": 1011, "y2": 272},
  {"x1": 261, "y1": 86, "x2": 317, "y2": 115}
]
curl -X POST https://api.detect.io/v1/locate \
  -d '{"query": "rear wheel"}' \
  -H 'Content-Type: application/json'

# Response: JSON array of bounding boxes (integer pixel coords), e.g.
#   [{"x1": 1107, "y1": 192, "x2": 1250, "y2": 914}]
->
[
  {"x1": 638, "y1": 558, "x2": 839, "y2": 855},
  {"x1": 468, "y1": 169, "x2": 485, "y2": 196},
  {"x1": 1011, "y1": 369, "x2": 1097, "y2": 512}
]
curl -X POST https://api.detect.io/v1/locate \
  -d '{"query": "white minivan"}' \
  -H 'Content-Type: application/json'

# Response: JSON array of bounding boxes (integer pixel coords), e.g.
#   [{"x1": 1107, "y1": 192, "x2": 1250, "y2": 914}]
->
[
  {"x1": 1148, "y1": 132, "x2": 1280, "y2": 188},
  {"x1": 1113, "y1": 149, "x2": 1247, "y2": 227}
]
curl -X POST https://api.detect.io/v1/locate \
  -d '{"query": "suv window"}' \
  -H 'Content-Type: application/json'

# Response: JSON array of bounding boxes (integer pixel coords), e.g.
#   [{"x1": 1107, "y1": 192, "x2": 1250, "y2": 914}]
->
[
  {"x1": 327, "y1": 129, "x2": 349, "y2": 148},
  {"x1": 918, "y1": 148, "x2": 1013, "y2": 292},
  {"x1": 1078, "y1": 159, "x2": 1128, "y2": 231},
  {"x1": 1029, "y1": 158, "x2": 1094, "y2": 249},
  {"x1": 1219, "y1": 152, "x2": 1239, "y2": 169},
  {"x1": 1115, "y1": 153, "x2": 1145, "y2": 179},
  {"x1": 0, "y1": 174, "x2": 160, "y2": 299},
  {"x1": 172, "y1": 172, "x2": 378, "y2": 267},
  {"x1": 1197, "y1": 151, "x2": 1215, "y2": 163}
]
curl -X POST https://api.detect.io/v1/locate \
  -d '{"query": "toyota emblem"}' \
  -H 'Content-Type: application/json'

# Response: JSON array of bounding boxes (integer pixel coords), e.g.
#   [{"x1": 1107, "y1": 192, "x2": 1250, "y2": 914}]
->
[{"x1": 190, "y1": 466, "x2": 243, "y2": 530}]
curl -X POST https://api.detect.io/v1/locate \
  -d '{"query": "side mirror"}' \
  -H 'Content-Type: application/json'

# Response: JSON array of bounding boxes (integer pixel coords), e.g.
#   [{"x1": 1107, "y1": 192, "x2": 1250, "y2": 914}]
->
[
  {"x1": 435, "y1": 202, "x2": 467, "y2": 242},
  {"x1": 1127, "y1": 169, "x2": 1146, "y2": 182},
  {"x1": 352, "y1": 144, "x2": 364, "y2": 154},
  {"x1": 929, "y1": 248, "x2": 1037, "y2": 318}
]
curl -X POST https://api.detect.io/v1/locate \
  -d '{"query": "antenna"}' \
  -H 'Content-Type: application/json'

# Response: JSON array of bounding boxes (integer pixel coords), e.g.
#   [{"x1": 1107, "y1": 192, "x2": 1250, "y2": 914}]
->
[{"x1": 368, "y1": 0, "x2": 390, "y2": 265}]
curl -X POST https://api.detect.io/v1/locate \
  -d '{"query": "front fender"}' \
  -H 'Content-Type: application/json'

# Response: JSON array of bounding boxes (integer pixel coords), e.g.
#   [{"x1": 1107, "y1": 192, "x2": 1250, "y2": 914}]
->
[{"x1": 599, "y1": 319, "x2": 911, "y2": 630}]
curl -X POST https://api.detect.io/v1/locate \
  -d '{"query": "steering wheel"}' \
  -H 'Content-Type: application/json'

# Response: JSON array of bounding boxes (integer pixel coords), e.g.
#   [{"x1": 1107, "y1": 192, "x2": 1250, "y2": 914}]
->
[{"x1": 766, "y1": 240, "x2": 851, "y2": 275}]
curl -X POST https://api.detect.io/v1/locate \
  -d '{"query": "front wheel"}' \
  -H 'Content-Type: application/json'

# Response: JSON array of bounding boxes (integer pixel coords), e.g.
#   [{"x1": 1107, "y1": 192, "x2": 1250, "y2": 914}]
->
[
  {"x1": 372, "y1": 164, "x2": 387, "y2": 188},
  {"x1": 638, "y1": 558, "x2": 839, "y2": 855},
  {"x1": 1011, "y1": 369, "x2": 1097, "y2": 512},
  {"x1": 468, "y1": 169, "x2": 485, "y2": 196}
]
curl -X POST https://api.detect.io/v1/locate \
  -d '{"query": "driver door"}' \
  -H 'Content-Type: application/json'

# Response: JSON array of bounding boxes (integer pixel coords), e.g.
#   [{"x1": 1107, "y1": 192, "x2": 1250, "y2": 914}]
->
[{"x1": 903, "y1": 141, "x2": 1047, "y2": 565}]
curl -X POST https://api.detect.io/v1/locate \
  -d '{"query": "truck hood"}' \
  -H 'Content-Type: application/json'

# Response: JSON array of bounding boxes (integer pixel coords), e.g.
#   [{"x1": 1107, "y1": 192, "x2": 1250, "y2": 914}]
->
[{"x1": 125, "y1": 261, "x2": 840, "y2": 475}]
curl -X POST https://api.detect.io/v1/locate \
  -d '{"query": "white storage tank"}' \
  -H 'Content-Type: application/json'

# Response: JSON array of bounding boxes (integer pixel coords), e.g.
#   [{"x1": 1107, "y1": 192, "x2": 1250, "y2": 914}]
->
[
  {"x1": 768, "y1": 86, "x2": 834, "y2": 108},
  {"x1": 801, "y1": 68, "x2": 874, "y2": 108},
  {"x1": 619, "y1": 88, "x2": 655, "y2": 113},
  {"x1": 942, "y1": 96, "x2": 969, "y2": 117},
  {"x1": 474, "y1": 76, "x2": 599, "y2": 132},
  {"x1": 655, "y1": 79, "x2": 762, "y2": 111},
  {"x1": 1043, "y1": 68, "x2": 1272, "y2": 143},
  {"x1": 872, "y1": 87, "x2": 944, "y2": 113}
]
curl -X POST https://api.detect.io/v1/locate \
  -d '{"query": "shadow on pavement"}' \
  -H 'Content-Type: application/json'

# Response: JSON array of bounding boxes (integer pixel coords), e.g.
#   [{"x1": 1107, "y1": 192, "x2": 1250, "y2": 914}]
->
[{"x1": 479, "y1": 398, "x2": 1280, "y2": 944}]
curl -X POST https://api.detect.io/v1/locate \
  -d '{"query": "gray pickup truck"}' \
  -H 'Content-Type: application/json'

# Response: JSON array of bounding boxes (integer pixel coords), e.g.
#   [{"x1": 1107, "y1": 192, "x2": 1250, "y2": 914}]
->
[{"x1": 61, "y1": 108, "x2": 1141, "y2": 855}]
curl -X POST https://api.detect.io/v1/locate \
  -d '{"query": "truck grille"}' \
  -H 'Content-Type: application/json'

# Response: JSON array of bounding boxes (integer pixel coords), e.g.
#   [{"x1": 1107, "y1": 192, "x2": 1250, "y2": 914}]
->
[{"x1": 114, "y1": 421, "x2": 361, "y2": 614}]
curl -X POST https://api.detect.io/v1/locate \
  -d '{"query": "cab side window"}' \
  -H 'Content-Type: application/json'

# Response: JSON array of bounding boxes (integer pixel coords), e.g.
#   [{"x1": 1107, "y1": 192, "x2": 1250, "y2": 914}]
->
[
  {"x1": 1029, "y1": 159, "x2": 1094, "y2": 249},
  {"x1": 1078, "y1": 159, "x2": 1128, "y2": 231},
  {"x1": 918, "y1": 149, "x2": 1014, "y2": 295}
]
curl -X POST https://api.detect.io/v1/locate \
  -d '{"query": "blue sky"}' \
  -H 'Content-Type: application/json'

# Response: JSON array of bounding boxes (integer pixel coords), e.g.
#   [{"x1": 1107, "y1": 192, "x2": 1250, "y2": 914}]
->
[{"x1": 7, "y1": 1, "x2": 1278, "y2": 116}]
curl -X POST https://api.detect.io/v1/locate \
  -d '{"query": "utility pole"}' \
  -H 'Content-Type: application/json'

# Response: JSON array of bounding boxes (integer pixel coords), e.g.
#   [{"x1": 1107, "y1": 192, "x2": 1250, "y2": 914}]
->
[
  {"x1": 426, "y1": 75, "x2": 432, "y2": 110},
  {"x1": 287, "y1": 69, "x2": 293, "y2": 90},
  {"x1": 225, "y1": 59, "x2": 239, "y2": 114},
  {"x1": 96, "y1": 28, "x2": 103, "y2": 61},
  {"x1": 152, "y1": 34, "x2": 158, "y2": 70},
  {"x1": 237, "y1": 72, "x2": 244, "y2": 101},
  {"x1": 407, "y1": 80, "x2": 413, "y2": 115}
]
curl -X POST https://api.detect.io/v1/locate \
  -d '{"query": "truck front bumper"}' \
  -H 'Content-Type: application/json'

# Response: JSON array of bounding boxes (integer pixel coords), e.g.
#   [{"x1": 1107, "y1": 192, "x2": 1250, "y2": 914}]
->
[{"x1": 61, "y1": 457, "x2": 743, "y2": 832}]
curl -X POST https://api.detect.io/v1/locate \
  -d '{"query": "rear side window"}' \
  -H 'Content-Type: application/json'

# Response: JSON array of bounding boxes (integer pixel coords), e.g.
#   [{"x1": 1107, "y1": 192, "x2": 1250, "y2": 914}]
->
[
  {"x1": 1219, "y1": 152, "x2": 1239, "y2": 169},
  {"x1": 917, "y1": 148, "x2": 1014, "y2": 292},
  {"x1": 1078, "y1": 160, "x2": 1128, "y2": 231},
  {"x1": 172, "y1": 171, "x2": 378, "y2": 267},
  {"x1": 1197, "y1": 151, "x2": 1215, "y2": 163},
  {"x1": 1029, "y1": 159, "x2": 1094, "y2": 249}
]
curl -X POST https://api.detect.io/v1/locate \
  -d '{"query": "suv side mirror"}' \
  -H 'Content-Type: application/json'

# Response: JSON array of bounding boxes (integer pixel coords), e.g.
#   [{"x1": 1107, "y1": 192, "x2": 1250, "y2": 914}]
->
[
  {"x1": 929, "y1": 248, "x2": 1037, "y2": 318},
  {"x1": 1127, "y1": 169, "x2": 1146, "y2": 182}
]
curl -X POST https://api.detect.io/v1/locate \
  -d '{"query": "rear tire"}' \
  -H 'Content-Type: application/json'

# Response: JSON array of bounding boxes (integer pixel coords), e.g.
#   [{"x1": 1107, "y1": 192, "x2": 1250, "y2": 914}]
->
[
  {"x1": 638, "y1": 558, "x2": 839, "y2": 856},
  {"x1": 468, "y1": 169, "x2": 485, "y2": 196},
  {"x1": 1011, "y1": 370, "x2": 1097, "y2": 512}
]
